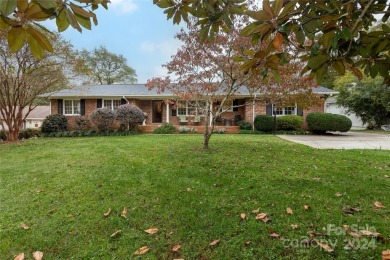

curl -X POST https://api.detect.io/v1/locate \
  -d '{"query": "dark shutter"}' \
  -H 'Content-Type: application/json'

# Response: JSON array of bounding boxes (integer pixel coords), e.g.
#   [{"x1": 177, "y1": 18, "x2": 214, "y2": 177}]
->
[
  {"x1": 121, "y1": 98, "x2": 127, "y2": 105},
  {"x1": 97, "y1": 99, "x2": 102, "y2": 108},
  {"x1": 297, "y1": 107, "x2": 303, "y2": 116},
  {"x1": 58, "y1": 99, "x2": 63, "y2": 115},
  {"x1": 172, "y1": 109, "x2": 177, "y2": 116},
  {"x1": 233, "y1": 99, "x2": 238, "y2": 112},
  {"x1": 80, "y1": 99, "x2": 85, "y2": 116},
  {"x1": 266, "y1": 103, "x2": 273, "y2": 115}
]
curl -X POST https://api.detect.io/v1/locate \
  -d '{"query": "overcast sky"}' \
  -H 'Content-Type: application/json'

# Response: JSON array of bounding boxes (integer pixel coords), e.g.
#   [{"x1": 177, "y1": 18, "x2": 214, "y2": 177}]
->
[{"x1": 57, "y1": 0, "x2": 182, "y2": 84}]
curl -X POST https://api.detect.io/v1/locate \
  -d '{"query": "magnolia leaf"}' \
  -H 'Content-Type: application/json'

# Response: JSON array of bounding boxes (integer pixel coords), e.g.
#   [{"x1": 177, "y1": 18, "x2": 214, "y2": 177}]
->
[
  {"x1": 103, "y1": 208, "x2": 111, "y2": 217},
  {"x1": 22, "y1": 223, "x2": 30, "y2": 230},
  {"x1": 209, "y1": 239, "x2": 220, "y2": 246},
  {"x1": 0, "y1": 0, "x2": 17, "y2": 16},
  {"x1": 304, "y1": 205, "x2": 310, "y2": 210},
  {"x1": 286, "y1": 208, "x2": 293, "y2": 215},
  {"x1": 144, "y1": 228, "x2": 159, "y2": 234},
  {"x1": 74, "y1": 13, "x2": 91, "y2": 30},
  {"x1": 263, "y1": 0, "x2": 275, "y2": 18},
  {"x1": 342, "y1": 225, "x2": 360, "y2": 238},
  {"x1": 14, "y1": 253, "x2": 24, "y2": 260},
  {"x1": 269, "y1": 232, "x2": 280, "y2": 239},
  {"x1": 272, "y1": 33, "x2": 284, "y2": 51},
  {"x1": 291, "y1": 224, "x2": 298, "y2": 229},
  {"x1": 316, "y1": 241, "x2": 334, "y2": 252},
  {"x1": 255, "y1": 213, "x2": 267, "y2": 220},
  {"x1": 134, "y1": 246, "x2": 150, "y2": 256},
  {"x1": 374, "y1": 201, "x2": 385, "y2": 208},
  {"x1": 335, "y1": 193, "x2": 344, "y2": 197},
  {"x1": 360, "y1": 229, "x2": 381, "y2": 237},
  {"x1": 351, "y1": 67, "x2": 363, "y2": 80},
  {"x1": 332, "y1": 60, "x2": 345, "y2": 75},
  {"x1": 240, "y1": 213, "x2": 246, "y2": 220},
  {"x1": 252, "y1": 208, "x2": 260, "y2": 214},
  {"x1": 245, "y1": 241, "x2": 251, "y2": 245},
  {"x1": 38, "y1": 0, "x2": 56, "y2": 10},
  {"x1": 273, "y1": 0, "x2": 284, "y2": 16},
  {"x1": 27, "y1": 25, "x2": 53, "y2": 52},
  {"x1": 70, "y1": 2, "x2": 92, "y2": 18},
  {"x1": 32, "y1": 251, "x2": 43, "y2": 260},
  {"x1": 382, "y1": 249, "x2": 390, "y2": 259},
  {"x1": 56, "y1": 10, "x2": 70, "y2": 32},
  {"x1": 172, "y1": 244, "x2": 181, "y2": 252},
  {"x1": 8, "y1": 27, "x2": 27, "y2": 53},
  {"x1": 308, "y1": 55, "x2": 328, "y2": 70},
  {"x1": 36, "y1": 190, "x2": 44, "y2": 193},
  {"x1": 121, "y1": 207, "x2": 127, "y2": 218},
  {"x1": 295, "y1": 29, "x2": 305, "y2": 45},
  {"x1": 110, "y1": 230, "x2": 122, "y2": 238},
  {"x1": 27, "y1": 33, "x2": 45, "y2": 59},
  {"x1": 65, "y1": 8, "x2": 82, "y2": 32},
  {"x1": 156, "y1": 0, "x2": 172, "y2": 8},
  {"x1": 17, "y1": 0, "x2": 28, "y2": 13},
  {"x1": 24, "y1": 3, "x2": 50, "y2": 20}
]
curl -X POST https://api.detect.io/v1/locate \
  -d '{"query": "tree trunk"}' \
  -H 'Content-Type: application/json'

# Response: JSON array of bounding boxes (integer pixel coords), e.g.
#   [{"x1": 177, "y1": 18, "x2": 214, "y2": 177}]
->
[
  {"x1": 203, "y1": 130, "x2": 212, "y2": 149},
  {"x1": 203, "y1": 109, "x2": 215, "y2": 149}
]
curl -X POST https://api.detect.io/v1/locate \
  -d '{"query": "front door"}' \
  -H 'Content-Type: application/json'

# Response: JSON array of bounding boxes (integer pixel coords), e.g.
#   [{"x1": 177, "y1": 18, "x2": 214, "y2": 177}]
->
[{"x1": 152, "y1": 100, "x2": 163, "y2": 123}]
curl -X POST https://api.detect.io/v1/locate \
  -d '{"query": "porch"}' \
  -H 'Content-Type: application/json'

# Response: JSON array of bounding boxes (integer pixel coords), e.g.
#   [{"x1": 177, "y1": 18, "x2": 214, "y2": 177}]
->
[{"x1": 138, "y1": 124, "x2": 240, "y2": 134}]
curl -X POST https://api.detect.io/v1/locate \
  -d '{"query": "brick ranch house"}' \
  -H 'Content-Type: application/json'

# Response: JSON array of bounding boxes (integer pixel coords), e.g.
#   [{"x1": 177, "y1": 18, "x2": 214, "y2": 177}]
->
[{"x1": 48, "y1": 84, "x2": 338, "y2": 133}]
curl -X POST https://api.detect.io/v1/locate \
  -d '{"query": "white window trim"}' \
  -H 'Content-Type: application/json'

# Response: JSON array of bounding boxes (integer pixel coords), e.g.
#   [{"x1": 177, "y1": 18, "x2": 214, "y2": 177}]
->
[
  {"x1": 177, "y1": 101, "x2": 206, "y2": 116},
  {"x1": 272, "y1": 103, "x2": 297, "y2": 116},
  {"x1": 103, "y1": 99, "x2": 122, "y2": 110},
  {"x1": 63, "y1": 99, "x2": 81, "y2": 116}
]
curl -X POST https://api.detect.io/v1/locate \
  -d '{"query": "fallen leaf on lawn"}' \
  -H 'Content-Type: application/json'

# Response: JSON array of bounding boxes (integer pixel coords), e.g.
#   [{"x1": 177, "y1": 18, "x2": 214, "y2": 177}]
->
[
  {"x1": 316, "y1": 241, "x2": 334, "y2": 252},
  {"x1": 14, "y1": 253, "x2": 24, "y2": 260},
  {"x1": 360, "y1": 229, "x2": 381, "y2": 237},
  {"x1": 335, "y1": 193, "x2": 344, "y2": 197},
  {"x1": 121, "y1": 207, "x2": 127, "y2": 219},
  {"x1": 186, "y1": 187, "x2": 192, "y2": 191},
  {"x1": 269, "y1": 232, "x2": 281, "y2": 239},
  {"x1": 110, "y1": 230, "x2": 122, "y2": 238},
  {"x1": 245, "y1": 241, "x2": 251, "y2": 245},
  {"x1": 103, "y1": 208, "x2": 112, "y2": 217},
  {"x1": 304, "y1": 205, "x2": 310, "y2": 211},
  {"x1": 252, "y1": 208, "x2": 260, "y2": 214},
  {"x1": 210, "y1": 239, "x2": 220, "y2": 246},
  {"x1": 342, "y1": 225, "x2": 360, "y2": 238},
  {"x1": 22, "y1": 224, "x2": 30, "y2": 230},
  {"x1": 32, "y1": 251, "x2": 43, "y2": 260},
  {"x1": 36, "y1": 190, "x2": 44, "y2": 193},
  {"x1": 286, "y1": 208, "x2": 293, "y2": 215},
  {"x1": 342, "y1": 206, "x2": 361, "y2": 215},
  {"x1": 261, "y1": 217, "x2": 270, "y2": 223},
  {"x1": 255, "y1": 213, "x2": 267, "y2": 220},
  {"x1": 238, "y1": 187, "x2": 244, "y2": 191},
  {"x1": 172, "y1": 244, "x2": 181, "y2": 252},
  {"x1": 312, "y1": 177, "x2": 321, "y2": 181},
  {"x1": 240, "y1": 213, "x2": 246, "y2": 220},
  {"x1": 134, "y1": 246, "x2": 150, "y2": 256},
  {"x1": 314, "y1": 165, "x2": 318, "y2": 170},
  {"x1": 144, "y1": 228, "x2": 159, "y2": 234},
  {"x1": 382, "y1": 249, "x2": 390, "y2": 260},
  {"x1": 385, "y1": 175, "x2": 389, "y2": 178},
  {"x1": 291, "y1": 224, "x2": 298, "y2": 229},
  {"x1": 374, "y1": 201, "x2": 385, "y2": 208}
]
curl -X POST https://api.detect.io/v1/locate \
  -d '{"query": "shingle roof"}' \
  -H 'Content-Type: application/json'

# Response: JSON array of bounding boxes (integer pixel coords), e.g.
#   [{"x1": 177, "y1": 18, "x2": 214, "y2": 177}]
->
[
  {"x1": 0, "y1": 106, "x2": 50, "y2": 120},
  {"x1": 47, "y1": 84, "x2": 338, "y2": 98}
]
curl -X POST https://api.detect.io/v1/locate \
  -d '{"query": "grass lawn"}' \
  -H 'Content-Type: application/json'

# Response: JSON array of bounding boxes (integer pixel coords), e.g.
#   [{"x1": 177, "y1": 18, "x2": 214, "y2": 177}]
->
[{"x1": 0, "y1": 135, "x2": 389, "y2": 259}]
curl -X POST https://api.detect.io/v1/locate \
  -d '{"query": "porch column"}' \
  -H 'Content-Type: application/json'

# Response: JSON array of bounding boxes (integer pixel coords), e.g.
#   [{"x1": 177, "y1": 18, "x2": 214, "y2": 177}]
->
[
  {"x1": 209, "y1": 102, "x2": 213, "y2": 127},
  {"x1": 252, "y1": 98, "x2": 256, "y2": 130},
  {"x1": 166, "y1": 102, "x2": 169, "y2": 123}
]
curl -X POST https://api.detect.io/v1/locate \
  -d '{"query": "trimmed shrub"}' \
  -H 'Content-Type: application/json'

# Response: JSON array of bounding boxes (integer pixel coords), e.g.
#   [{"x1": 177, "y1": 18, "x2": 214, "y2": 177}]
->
[
  {"x1": 153, "y1": 123, "x2": 176, "y2": 134},
  {"x1": 116, "y1": 104, "x2": 145, "y2": 130},
  {"x1": 277, "y1": 115, "x2": 304, "y2": 130},
  {"x1": 90, "y1": 107, "x2": 116, "y2": 131},
  {"x1": 74, "y1": 116, "x2": 91, "y2": 130},
  {"x1": 18, "y1": 129, "x2": 41, "y2": 139},
  {"x1": 41, "y1": 114, "x2": 67, "y2": 133},
  {"x1": 254, "y1": 115, "x2": 275, "y2": 131},
  {"x1": 307, "y1": 112, "x2": 352, "y2": 134},
  {"x1": 237, "y1": 121, "x2": 253, "y2": 130},
  {"x1": 0, "y1": 130, "x2": 6, "y2": 141}
]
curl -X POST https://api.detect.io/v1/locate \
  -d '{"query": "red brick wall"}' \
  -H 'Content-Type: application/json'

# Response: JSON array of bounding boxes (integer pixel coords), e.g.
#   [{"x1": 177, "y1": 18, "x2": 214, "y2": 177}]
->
[{"x1": 244, "y1": 99, "x2": 267, "y2": 124}]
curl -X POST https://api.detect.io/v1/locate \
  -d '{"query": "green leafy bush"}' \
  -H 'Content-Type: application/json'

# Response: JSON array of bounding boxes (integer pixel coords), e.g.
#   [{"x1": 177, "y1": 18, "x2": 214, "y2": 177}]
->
[
  {"x1": 153, "y1": 123, "x2": 176, "y2": 134},
  {"x1": 306, "y1": 112, "x2": 352, "y2": 134},
  {"x1": 90, "y1": 108, "x2": 116, "y2": 131},
  {"x1": 254, "y1": 115, "x2": 275, "y2": 131},
  {"x1": 277, "y1": 115, "x2": 304, "y2": 130},
  {"x1": 237, "y1": 121, "x2": 253, "y2": 130},
  {"x1": 18, "y1": 129, "x2": 42, "y2": 139},
  {"x1": 41, "y1": 114, "x2": 67, "y2": 133},
  {"x1": 0, "y1": 130, "x2": 6, "y2": 141}
]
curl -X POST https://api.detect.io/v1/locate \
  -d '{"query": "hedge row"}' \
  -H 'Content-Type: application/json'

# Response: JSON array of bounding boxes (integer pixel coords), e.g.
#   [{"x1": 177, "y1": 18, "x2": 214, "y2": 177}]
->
[
  {"x1": 42, "y1": 129, "x2": 139, "y2": 138},
  {"x1": 254, "y1": 115, "x2": 304, "y2": 131},
  {"x1": 306, "y1": 113, "x2": 352, "y2": 133},
  {"x1": 1, "y1": 129, "x2": 42, "y2": 141}
]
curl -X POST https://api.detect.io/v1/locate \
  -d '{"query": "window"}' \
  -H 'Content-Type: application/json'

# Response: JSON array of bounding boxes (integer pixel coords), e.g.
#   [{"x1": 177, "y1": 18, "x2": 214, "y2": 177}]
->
[
  {"x1": 177, "y1": 101, "x2": 206, "y2": 116},
  {"x1": 272, "y1": 104, "x2": 296, "y2": 116},
  {"x1": 103, "y1": 99, "x2": 121, "y2": 110},
  {"x1": 64, "y1": 100, "x2": 80, "y2": 115}
]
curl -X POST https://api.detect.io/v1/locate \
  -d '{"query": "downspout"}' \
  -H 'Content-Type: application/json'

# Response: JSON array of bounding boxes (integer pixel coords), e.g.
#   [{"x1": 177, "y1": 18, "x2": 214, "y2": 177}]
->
[{"x1": 166, "y1": 102, "x2": 169, "y2": 123}]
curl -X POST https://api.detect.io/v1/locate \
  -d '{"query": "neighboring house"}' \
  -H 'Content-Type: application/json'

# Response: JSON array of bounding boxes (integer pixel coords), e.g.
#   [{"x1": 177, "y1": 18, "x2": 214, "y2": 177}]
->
[
  {"x1": 0, "y1": 106, "x2": 50, "y2": 131},
  {"x1": 47, "y1": 84, "x2": 337, "y2": 132},
  {"x1": 325, "y1": 97, "x2": 366, "y2": 129}
]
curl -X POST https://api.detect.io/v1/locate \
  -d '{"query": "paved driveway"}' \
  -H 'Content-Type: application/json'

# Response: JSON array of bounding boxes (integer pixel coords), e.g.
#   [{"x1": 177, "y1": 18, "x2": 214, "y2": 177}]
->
[{"x1": 278, "y1": 132, "x2": 390, "y2": 150}]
